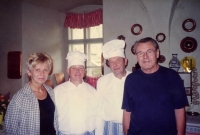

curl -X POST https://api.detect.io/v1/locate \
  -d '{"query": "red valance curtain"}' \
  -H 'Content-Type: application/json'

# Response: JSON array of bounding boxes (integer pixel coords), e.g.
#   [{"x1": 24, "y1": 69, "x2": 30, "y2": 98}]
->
[{"x1": 64, "y1": 8, "x2": 103, "y2": 29}]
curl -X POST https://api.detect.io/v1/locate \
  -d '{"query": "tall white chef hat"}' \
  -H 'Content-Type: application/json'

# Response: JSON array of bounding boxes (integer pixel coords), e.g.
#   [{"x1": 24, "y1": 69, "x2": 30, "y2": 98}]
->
[
  {"x1": 102, "y1": 39, "x2": 125, "y2": 60},
  {"x1": 66, "y1": 51, "x2": 87, "y2": 68}
]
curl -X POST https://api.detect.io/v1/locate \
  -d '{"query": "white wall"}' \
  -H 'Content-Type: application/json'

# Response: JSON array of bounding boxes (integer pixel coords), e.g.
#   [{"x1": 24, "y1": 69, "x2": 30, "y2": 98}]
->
[
  {"x1": 0, "y1": 1, "x2": 22, "y2": 97},
  {"x1": 103, "y1": 0, "x2": 200, "y2": 113},
  {"x1": 22, "y1": 3, "x2": 68, "y2": 88},
  {"x1": 0, "y1": 1, "x2": 67, "y2": 98}
]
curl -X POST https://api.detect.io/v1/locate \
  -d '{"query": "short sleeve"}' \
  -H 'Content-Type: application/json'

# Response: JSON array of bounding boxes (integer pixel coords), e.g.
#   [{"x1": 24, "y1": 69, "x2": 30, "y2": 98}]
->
[{"x1": 171, "y1": 71, "x2": 189, "y2": 109}]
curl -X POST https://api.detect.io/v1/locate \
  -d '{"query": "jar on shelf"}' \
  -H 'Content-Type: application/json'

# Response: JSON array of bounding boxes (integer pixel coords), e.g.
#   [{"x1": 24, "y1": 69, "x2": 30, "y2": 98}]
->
[{"x1": 169, "y1": 54, "x2": 180, "y2": 72}]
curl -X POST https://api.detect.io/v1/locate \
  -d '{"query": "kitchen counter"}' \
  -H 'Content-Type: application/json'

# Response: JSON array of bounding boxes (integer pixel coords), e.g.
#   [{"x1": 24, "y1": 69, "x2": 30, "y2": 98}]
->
[{"x1": 186, "y1": 113, "x2": 200, "y2": 134}]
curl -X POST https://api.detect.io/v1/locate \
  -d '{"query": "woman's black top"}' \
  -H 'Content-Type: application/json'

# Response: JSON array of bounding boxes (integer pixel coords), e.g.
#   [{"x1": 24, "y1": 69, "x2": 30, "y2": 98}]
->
[{"x1": 38, "y1": 92, "x2": 56, "y2": 135}]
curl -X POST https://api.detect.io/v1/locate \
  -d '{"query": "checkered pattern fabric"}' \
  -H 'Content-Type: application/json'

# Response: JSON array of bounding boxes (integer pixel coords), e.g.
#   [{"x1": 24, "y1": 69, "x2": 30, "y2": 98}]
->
[{"x1": 5, "y1": 83, "x2": 58, "y2": 135}]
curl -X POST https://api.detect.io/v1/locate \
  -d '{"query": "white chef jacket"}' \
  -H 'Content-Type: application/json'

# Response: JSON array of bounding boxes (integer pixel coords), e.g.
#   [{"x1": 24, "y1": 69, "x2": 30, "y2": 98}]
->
[
  {"x1": 54, "y1": 81, "x2": 99, "y2": 134},
  {"x1": 97, "y1": 70, "x2": 131, "y2": 123}
]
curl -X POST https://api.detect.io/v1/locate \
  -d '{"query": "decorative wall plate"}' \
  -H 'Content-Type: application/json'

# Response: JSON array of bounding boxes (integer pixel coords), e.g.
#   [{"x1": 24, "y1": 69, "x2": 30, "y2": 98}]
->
[
  {"x1": 156, "y1": 33, "x2": 166, "y2": 43},
  {"x1": 158, "y1": 55, "x2": 166, "y2": 63},
  {"x1": 180, "y1": 37, "x2": 197, "y2": 53},
  {"x1": 182, "y1": 19, "x2": 196, "y2": 32},
  {"x1": 131, "y1": 24, "x2": 142, "y2": 35},
  {"x1": 131, "y1": 45, "x2": 135, "y2": 55},
  {"x1": 117, "y1": 35, "x2": 126, "y2": 40}
]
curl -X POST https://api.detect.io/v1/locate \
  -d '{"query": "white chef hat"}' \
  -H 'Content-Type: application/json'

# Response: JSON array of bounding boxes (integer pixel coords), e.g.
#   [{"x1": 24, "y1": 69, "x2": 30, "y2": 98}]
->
[
  {"x1": 102, "y1": 39, "x2": 125, "y2": 60},
  {"x1": 66, "y1": 51, "x2": 87, "y2": 68}
]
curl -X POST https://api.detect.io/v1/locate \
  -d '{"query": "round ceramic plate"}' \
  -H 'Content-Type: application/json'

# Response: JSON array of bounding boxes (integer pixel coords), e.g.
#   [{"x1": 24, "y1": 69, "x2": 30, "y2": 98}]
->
[
  {"x1": 156, "y1": 33, "x2": 166, "y2": 43},
  {"x1": 180, "y1": 37, "x2": 197, "y2": 53},
  {"x1": 131, "y1": 24, "x2": 142, "y2": 35},
  {"x1": 182, "y1": 18, "x2": 196, "y2": 32},
  {"x1": 131, "y1": 45, "x2": 135, "y2": 55},
  {"x1": 117, "y1": 35, "x2": 126, "y2": 40},
  {"x1": 158, "y1": 55, "x2": 166, "y2": 63}
]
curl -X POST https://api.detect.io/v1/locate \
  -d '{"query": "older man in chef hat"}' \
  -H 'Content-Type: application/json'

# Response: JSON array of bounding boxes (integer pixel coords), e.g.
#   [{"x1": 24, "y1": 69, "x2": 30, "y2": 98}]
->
[
  {"x1": 95, "y1": 39, "x2": 131, "y2": 135},
  {"x1": 54, "y1": 51, "x2": 99, "y2": 135}
]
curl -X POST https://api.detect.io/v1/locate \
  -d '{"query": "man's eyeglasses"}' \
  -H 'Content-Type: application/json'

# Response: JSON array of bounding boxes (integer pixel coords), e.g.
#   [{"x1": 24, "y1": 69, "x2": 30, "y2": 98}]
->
[{"x1": 136, "y1": 49, "x2": 156, "y2": 57}]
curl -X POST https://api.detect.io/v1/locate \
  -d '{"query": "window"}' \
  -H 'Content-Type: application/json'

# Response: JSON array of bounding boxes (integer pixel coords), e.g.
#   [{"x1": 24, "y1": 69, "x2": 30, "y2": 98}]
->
[{"x1": 68, "y1": 24, "x2": 103, "y2": 77}]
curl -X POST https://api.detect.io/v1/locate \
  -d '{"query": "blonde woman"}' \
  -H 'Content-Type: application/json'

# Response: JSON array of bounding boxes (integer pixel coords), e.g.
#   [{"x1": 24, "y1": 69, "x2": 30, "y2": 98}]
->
[{"x1": 5, "y1": 52, "x2": 58, "y2": 135}]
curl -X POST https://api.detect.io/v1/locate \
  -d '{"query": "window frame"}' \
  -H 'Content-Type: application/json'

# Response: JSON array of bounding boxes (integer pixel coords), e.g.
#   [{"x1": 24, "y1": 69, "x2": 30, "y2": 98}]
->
[{"x1": 67, "y1": 25, "x2": 103, "y2": 76}]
